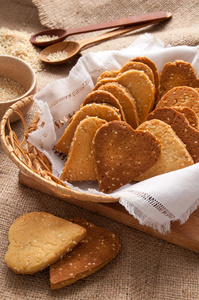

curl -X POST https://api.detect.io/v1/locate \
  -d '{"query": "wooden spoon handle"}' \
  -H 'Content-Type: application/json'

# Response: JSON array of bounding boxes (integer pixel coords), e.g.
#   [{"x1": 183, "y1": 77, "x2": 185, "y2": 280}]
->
[
  {"x1": 67, "y1": 11, "x2": 171, "y2": 35},
  {"x1": 78, "y1": 16, "x2": 171, "y2": 49}
]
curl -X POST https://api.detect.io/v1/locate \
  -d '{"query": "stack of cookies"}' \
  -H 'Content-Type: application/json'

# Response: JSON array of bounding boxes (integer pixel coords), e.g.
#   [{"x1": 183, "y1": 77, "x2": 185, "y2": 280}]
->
[
  {"x1": 5, "y1": 212, "x2": 120, "y2": 289},
  {"x1": 55, "y1": 58, "x2": 199, "y2": 193}
]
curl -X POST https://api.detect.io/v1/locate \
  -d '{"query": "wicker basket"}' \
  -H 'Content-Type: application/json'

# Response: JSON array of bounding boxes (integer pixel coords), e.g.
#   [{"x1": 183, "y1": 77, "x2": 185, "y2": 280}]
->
[
  {"x1": 3, "y1": 96, "x2": 199, "y2": 254},
  {"x1": 0, "y1": 95, "x2": 117, "y2": 203}
]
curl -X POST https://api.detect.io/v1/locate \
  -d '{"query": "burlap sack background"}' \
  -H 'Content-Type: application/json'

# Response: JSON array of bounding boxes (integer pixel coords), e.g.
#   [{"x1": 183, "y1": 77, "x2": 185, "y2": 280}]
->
[
  {"x1": 1, "y1": 0, "x2": 199, "y2": 299},
  {"x1": 32, "y1": 0, "x2": 199, "y2": 46}
]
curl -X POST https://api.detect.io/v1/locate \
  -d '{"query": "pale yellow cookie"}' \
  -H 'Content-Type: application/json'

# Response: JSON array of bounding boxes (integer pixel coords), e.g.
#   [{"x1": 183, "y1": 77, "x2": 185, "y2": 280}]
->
[
  {"x1": 147, "y1": 107, "x2": 199, "y2": 163},
  {"x1": 60, "y1": 117, "x2": 107, "y2": 181},
  {"x1": 131, "y1": 56, "x2": 160, "y2": 106},
  {"x1": 54, "y1": 103, "x2": 121, "y2": 155},
  {"x1": 135, "y1": 119, "x2": 194, "y2": 181},
  {"x1": 5, "y1": 212, "x2": 87, "y2": 274}
]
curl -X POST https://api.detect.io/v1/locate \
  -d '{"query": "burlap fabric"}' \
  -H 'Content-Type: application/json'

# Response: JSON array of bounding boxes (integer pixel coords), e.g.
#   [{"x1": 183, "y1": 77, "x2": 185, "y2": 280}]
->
[{"x1": 1, "y1": 0, "x2": 199, "y2": 299}]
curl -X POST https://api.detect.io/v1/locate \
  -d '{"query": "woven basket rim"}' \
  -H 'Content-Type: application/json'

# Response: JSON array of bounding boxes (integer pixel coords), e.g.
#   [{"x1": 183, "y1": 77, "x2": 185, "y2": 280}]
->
[{"x1": 0, "y1": 96, "x2": 118, "y2": 203}]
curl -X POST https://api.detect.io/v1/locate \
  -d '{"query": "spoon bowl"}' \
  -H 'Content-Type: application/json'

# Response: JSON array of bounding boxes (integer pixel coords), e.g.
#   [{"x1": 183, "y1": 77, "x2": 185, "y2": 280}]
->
[
  {"x1": 30, "y1": 28, "x2": 68, "y2": 48},
  {"x1": 31, "y1": 11, "x2": 172, "y2": 48},
  {"x1": 40, "y1": 41, "x2": 81, "y2": 65}
]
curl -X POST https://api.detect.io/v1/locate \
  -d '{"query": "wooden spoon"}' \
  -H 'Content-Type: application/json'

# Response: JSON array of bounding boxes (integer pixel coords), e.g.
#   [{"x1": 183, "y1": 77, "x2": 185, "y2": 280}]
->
[
  {"x1": 40, "y1": 15, "x2": 172, "y2": 65},
  {"x1": 31, "y1": 11, "x2": 171, "y2": 48}
]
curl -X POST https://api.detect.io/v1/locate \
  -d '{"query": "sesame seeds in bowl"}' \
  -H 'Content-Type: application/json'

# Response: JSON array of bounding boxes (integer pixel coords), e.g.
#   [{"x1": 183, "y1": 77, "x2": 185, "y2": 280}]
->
[{"x1": 0, "y1": 55, "x2": 37, "y2": 122}]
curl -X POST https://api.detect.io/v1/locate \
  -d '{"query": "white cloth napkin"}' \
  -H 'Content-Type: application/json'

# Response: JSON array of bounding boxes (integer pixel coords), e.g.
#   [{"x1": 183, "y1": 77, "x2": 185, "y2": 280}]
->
[{"x1": 29, "y1": 33, "x2": 199, "y2": 234}]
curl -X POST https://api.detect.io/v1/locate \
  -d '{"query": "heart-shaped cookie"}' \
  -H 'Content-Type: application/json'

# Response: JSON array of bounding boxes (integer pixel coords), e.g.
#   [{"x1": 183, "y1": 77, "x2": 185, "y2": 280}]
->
[
  {"x1": 55, "y1": 103, "x2": 121, "y2": 155},
  {"x1": 5, "y1": 212, "x2": 87, "y2": 274},
  {"x1": 60, "y1": 117, "x2": 107, "y2": 181},
  {"x1": 135, "y1": 119, "x2": 194, "y2": 181},
  {"x1": 50, "y1": 218, "x2": 120, "y2": 289},
  {"x1": 147, "y1": 107, "x2": 199, "y2": 163},
  {"x1": 92, "y1": 121, "x2": 161, "y2": 193}
]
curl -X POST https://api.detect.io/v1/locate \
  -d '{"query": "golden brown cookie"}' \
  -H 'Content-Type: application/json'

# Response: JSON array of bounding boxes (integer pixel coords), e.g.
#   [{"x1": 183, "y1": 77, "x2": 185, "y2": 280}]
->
[
  {"x1": 97, "y1": 70, "x2": 119, "y2": 82},
  {"x1": 92, "y1": 120, "x2": 161, "y2": 193},
  {"x1": 60, "y1": 117, "x2": 107, "y2": 181},
  {"x1": 173, "y1": 106, "x2": 199, "y2": 129},
  {"x1": 147, "y1": 107, "x2": 199, "y2": 163},
  {"x1": 94, "y1": 70, "x2": 155, "y2": 123},
  {"x1": 131, "y1": 56, "x2": 160, "y2": 106},
  {"x1": 54, "y1": 103, "x2": 121, "y2": 155},
  {"x1": 97, "y1": 60, "x2": 155, "y2": 86},
  {"x1": 5, "y1": 212, "x2": 87, "y2": 274},
  {"x1": 135, "y1": 119, "x2": 194, "y2": 181},
  {"x1": 82, "y1": 90, "x2": 126, "y2": 121},
  {"x1": 159, "y1": 60, "x2": 199, "y2": 98},
  {"x1": 120, "y1": 60, "x2": 155, "y2": 85},
  {"x1": 156, "y1": 86, "x2": 199, "y2": 119},
  {"x1": 98, "y1": 82, "x2": 139, "y2": 129},
  {"x1": 50, "y1": 218, "x2": 120, "y2": 289}
]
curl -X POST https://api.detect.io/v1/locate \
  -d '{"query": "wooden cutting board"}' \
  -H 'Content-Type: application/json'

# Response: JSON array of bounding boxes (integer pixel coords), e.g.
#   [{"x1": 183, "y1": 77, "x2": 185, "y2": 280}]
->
[{"x1": 19, "y1": 170, "x2": 199, "y2": 254}]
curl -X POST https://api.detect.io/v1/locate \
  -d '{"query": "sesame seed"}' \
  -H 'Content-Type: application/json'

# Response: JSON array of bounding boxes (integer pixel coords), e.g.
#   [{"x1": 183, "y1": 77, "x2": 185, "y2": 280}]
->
[
  {"x1": 0, "y1": 27, "x2": 43, "y2": 72},
  {"x1": 35, "y1": 34, "x2": 59, "y2": 42},
  {"x1": 47, "y1": 50, "x2": 68, "y2": 62}
]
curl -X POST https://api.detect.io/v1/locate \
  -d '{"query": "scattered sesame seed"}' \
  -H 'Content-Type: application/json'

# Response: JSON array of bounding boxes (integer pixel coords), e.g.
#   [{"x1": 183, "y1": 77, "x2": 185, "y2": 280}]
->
[{"x1": 0, "y1": 27, "x2": 43, "y2": 72}]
